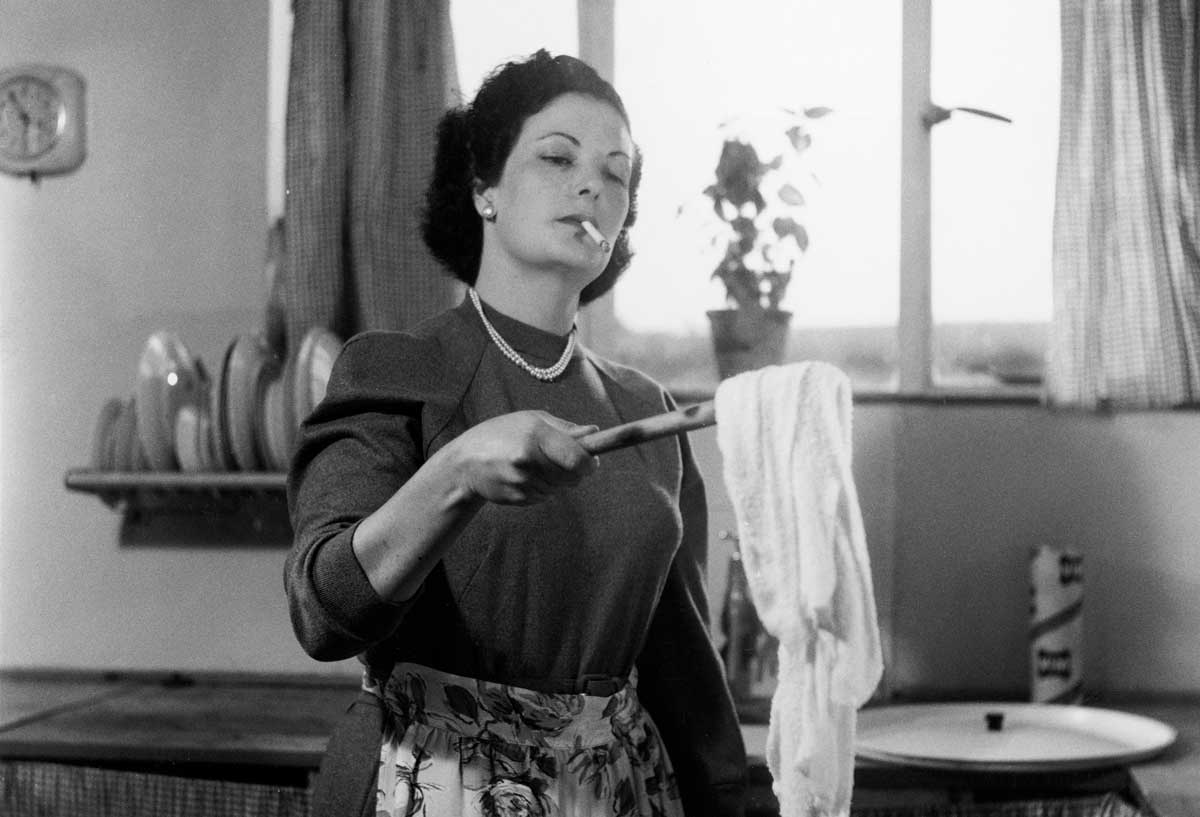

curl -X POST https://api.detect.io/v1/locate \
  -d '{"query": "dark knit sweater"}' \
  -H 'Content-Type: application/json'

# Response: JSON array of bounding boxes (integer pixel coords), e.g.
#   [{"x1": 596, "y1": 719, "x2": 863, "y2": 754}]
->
[{"x1": 285, "y1": 297, "x2": 746, "y2": 816}]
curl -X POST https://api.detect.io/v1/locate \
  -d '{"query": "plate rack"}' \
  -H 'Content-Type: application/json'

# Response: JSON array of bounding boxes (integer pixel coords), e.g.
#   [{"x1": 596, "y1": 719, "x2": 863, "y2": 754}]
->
[{"x1": 64, "y1": 469, "x2": 291, "y2": 545}]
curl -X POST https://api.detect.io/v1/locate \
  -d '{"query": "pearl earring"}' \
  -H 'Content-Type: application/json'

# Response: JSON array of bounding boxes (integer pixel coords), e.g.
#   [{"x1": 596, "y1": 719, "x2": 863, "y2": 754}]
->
[{"x1": 481, "y1": 202, "x2": 496, "y2": 221}]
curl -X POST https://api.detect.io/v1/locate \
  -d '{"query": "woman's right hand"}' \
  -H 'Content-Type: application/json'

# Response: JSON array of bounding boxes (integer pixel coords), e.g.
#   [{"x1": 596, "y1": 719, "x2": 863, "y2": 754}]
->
[{"x1": 446, "y1": 411, "x2": 599, "y2": 505}]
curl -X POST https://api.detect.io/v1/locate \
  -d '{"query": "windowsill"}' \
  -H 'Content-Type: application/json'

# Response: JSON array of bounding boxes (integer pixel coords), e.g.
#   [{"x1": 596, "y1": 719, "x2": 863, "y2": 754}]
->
[
  {"x1": 669, "y1": 384, "x2": 1044, "y2": 407},
  {"x1": 671, "y1": 385, "x2": 1200, "y2": 412},
  {"x1": 853, "y1": 388, "x2": 1042, "y2": 406}
]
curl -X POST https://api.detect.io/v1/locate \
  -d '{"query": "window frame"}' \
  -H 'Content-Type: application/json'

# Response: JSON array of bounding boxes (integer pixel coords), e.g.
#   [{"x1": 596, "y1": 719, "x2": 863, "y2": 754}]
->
[
  {"x1": 265, "y1": 0, "x2": 1042, "y2": 400},
  {"x1": 582, "y1": 0, "x2": 1042, "y2": 399},
  {"x1": 898, "y1": 0, "x2": 934, "y2": 394}
]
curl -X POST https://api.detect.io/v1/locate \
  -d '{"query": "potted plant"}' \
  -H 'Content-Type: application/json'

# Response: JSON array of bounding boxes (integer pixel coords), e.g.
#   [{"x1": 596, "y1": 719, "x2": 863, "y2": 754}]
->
[{"x1": 697, "y1": 106, "x2": 830, "y2": 378}]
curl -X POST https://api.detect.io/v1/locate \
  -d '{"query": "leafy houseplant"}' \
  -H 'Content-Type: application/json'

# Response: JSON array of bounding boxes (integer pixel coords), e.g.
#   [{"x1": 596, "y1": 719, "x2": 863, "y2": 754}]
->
[{"x1": 700, "y1": 106, "x2": 830, "y2": 377}]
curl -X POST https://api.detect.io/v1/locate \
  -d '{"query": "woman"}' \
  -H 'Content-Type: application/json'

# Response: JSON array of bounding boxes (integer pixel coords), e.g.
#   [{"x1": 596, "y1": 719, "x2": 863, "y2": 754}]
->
[{"x1": 286, "y1": 50, "x2": 747, "y2": 817}]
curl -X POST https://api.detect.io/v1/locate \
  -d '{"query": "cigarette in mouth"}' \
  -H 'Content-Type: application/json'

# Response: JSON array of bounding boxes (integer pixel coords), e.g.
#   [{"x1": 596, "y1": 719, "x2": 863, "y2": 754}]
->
[{"x1": 580, "y1": 220, "x2": 611, "y2": 253}]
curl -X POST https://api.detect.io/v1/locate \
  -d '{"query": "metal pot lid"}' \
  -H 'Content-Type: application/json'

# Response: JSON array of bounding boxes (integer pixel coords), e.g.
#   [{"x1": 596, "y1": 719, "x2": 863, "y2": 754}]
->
[{"x1": 856, "y1": 703, "x2": 1176, "y2": 773}]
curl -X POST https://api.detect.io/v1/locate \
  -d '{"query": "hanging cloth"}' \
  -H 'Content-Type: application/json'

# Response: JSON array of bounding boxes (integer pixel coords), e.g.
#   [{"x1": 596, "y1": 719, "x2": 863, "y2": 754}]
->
[{"x1": 715, "y1": 362, "x2": 882, "y2": 817}]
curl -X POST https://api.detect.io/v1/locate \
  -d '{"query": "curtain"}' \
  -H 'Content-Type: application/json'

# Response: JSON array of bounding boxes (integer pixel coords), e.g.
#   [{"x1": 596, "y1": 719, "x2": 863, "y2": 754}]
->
[
  {"x1": 282, "y1": 0, "x2": 459, "y2": 348},
  {"x1": 1046, "y1": 0, "x2": 1200, "y2": 409}
]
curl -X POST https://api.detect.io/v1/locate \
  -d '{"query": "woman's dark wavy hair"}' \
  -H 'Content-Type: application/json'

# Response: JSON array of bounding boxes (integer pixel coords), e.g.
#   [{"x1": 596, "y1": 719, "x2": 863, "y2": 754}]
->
[{"x1": 422, "y1": 50, "x2": 643, "y2": 305}]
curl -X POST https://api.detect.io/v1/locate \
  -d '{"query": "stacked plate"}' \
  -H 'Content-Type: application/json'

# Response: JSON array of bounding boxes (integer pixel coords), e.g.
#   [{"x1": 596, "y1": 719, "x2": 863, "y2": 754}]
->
[
  {"x1": 291, "y1": 326, "x2": 343, "y2": 431},
  {"x1": 90, "y1": 396, "x2": 150, "y2": 472},
  {"x1": 88, "y1": 326, "x2": 343, "y2": 473},
  {"x1": 133, "y1": 331, "x2": 208, "y2": 471},
  {"x1": 218, "y1": 332, "x2": 281, "y2": 472}
]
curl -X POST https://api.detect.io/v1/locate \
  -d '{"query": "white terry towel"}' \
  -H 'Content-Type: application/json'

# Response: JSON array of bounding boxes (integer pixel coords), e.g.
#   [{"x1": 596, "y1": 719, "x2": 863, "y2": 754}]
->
[{"x1": 715, "y1": 362, "x2": 882, "y2": 817}]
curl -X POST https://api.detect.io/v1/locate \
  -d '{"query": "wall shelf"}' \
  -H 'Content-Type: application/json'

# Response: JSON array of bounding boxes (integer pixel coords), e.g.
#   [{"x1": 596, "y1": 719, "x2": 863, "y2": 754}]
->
[
  {"x1": 65, "y1": 469, "x2": 286, "y2": 506},
  {"x1": 63, "y1": 469, "x2": 291, "y2": 545}
]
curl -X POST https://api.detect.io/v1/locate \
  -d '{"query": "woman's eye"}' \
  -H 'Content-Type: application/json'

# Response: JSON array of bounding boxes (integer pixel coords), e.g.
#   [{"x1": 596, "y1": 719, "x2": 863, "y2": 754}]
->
[
  {"x1": 607, "y1": 172, "x2": 630, "y2": 188},
  {"x1": 542, "y1": 155, "x2": 573, "y2": 167}
]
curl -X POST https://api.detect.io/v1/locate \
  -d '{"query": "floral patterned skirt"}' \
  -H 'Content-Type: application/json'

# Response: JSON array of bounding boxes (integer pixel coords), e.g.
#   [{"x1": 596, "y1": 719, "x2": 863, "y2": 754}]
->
[{"x1": 364, "y1": 663, "x2": 685, "y2": 817}]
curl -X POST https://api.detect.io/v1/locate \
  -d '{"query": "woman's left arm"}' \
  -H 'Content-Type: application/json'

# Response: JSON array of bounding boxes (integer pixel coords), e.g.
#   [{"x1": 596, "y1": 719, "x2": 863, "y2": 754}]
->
[{"x1": 636, "y1": 434, "x2": 747, "y2": 817}]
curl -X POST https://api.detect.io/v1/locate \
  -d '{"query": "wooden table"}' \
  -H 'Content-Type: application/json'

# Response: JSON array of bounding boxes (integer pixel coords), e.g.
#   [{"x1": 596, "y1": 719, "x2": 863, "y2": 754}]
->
[
  {"x1": 0, "y1": 675, "x2": 352, "y2": 770},
  {"x1": 0, "y1": 672, "x2": 356, "y2": 817}
]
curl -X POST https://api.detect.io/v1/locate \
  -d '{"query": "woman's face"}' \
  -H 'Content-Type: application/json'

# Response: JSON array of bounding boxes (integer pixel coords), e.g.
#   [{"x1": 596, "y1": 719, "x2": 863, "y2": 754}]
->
[{"x1": 477, "y1": 93, "x2": 633, "y2": 285}]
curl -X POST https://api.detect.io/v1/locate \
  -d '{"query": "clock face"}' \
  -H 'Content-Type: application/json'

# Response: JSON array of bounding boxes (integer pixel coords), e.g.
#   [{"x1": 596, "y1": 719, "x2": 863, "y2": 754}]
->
[{"x1": 0, "y1": 75, "x2": 65, "y2": 160}]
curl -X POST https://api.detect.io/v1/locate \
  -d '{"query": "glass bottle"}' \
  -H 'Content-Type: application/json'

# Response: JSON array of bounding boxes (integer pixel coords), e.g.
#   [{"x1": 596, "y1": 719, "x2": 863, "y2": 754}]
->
[
  {"x1": 719, "y1": 536, "x2": 778, "y2": 722},
  {"x1": 720, "y1": 546, "x2": 752, "y2": 703}
]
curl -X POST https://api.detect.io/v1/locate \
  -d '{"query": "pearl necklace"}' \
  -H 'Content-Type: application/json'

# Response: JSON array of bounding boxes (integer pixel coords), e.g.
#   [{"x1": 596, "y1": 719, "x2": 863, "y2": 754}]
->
[{"x1": 468, "y1": 289, "x2": 577, "y2": 381}]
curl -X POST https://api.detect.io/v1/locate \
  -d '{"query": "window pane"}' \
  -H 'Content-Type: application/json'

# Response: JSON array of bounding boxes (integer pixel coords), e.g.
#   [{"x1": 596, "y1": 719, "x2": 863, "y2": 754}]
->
[
  {"x1": 931, "y1": 0, "x2": 1058, "y2": 388},
  {"x1": 449, "y1": 1, "x2": 577, "y2": 100},
  {"x1": 611, "y1": 0, "x2": 901, "y2": 390}
]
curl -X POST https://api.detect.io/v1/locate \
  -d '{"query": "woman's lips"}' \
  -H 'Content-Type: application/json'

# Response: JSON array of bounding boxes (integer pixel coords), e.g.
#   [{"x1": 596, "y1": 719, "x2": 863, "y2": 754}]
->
[
  {"x1": 555, "y1": 216, "x2": 609, "y2": 252},
  {"x1": 577, "y1": 219, "x2": 607, "y2": 249}
]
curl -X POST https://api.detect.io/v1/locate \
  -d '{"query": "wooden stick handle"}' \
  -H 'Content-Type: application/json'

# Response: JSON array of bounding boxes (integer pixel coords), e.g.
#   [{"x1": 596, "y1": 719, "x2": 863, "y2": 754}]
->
[{"x1": 580, "y1": 401, "x2": 716, "y2": 455}]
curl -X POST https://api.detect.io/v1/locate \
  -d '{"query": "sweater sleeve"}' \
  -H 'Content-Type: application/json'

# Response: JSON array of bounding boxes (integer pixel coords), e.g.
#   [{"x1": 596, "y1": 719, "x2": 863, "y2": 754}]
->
[
  {"x1": 283, "y1": 331, "x2": 443, "y2": 662},
  {"x1": 637, "y1": 431, "x2": 748, "y2": 817}
]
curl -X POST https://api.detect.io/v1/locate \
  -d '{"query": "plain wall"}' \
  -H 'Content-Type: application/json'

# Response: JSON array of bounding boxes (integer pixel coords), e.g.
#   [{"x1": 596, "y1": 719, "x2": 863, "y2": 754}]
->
[
  {"x1": 890, "y1": 404, "x2": 1200, "y2": 697},
  {"x1": 4, "y1": 1, "x2": 1200, "y2": 698},
  {"x1": 0, "y1": 1, "x2": 351, "y2": 676},
  {"x1": 697, "y1": 404, "x2": 1200, "y2": 700}
]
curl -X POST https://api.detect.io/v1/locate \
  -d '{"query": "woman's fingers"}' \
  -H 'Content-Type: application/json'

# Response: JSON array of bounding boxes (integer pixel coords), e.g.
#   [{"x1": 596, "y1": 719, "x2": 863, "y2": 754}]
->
[
  {"x1": 529, "y1": 420, "x2": 598, "y2": 482},
  {"x1": 452, "y1": 411, "x2": 600, "y2": 504},
  {"x1": 531, "y1": 413, "x2": 600, "y2": 469},
  {"x1": 533, "y1": 413, "x2": 599, "y2": 441}
]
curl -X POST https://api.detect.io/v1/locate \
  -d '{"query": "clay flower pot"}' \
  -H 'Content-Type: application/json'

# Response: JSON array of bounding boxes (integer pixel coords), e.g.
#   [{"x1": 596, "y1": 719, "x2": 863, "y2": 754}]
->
[{"x1": 707, "y1": 307, "x2": 792, "y2": 379}]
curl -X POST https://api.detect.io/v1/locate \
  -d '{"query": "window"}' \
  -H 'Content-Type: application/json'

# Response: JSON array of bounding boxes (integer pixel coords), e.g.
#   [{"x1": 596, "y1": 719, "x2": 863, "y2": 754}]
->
[
  {"x1": 449, "y1": 1, "x2": 577, "y2": 101},
  {"x1": 605, "y1": 0, "x2": 1057, "y2": 394},
  {"x1": 930, "y1": 0, "x2": 1058, "y2": 389},
  {"x1": 441, "y1": 0, "x2": 1060, "y2": 395},
  {"x1": 267, "y1": 0, "x2": 292, "y2": 222},
  {"x1": 611, "y1": 0, "x2": 901, "y2": 391}
]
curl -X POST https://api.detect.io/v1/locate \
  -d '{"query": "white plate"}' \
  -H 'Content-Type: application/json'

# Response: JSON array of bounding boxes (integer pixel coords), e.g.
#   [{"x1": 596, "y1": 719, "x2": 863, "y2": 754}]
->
[
  {"x1": 292, "y1": 326, "x2": 342, "y2": 427},
  {"x1": 174, "y1": 405, "x2": 206, "y2": 473},
  {"x1": 90, "y1": 397, "x2": 124, "y2": 471},
  {"x1": 258, "y1": 374, "x2": 294, "y2": 472},
  {"x1": 225, "y1": 333, "x2": 280, "y2": 472},
  {"x1": 134, "y1": 331, "x2": 204, "y2": 471},
  {"x1": 209, "y1": 338, "x2": 238, "y2": 472},
  {"x1": 856, "y1": 703, "x2": 1177, "y2": 773},
  {"x1": 110, "y1": 396, "x2": 139, "y2": 472},
  {"x1": 191, "y1": 402, "x2": 216, "y2": 473}
]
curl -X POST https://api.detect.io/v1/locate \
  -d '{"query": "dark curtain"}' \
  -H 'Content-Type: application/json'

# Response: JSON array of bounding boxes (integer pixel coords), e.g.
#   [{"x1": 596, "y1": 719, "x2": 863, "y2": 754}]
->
[{"x1": 282, "y1": 0, "x2": 459, "y2": 348}]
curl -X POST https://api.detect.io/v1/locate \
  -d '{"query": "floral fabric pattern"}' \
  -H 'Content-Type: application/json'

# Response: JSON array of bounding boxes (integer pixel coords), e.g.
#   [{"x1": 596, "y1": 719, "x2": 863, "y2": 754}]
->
[{"x1": 365, "y1": 663, "x2": 683, "y2": 817}]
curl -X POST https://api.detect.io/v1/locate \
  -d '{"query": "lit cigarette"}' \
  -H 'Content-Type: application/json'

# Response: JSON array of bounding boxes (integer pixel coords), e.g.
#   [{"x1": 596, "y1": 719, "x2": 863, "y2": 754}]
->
[{"x1": 580, "y1": 219, "x2": 611, "y2": 253}]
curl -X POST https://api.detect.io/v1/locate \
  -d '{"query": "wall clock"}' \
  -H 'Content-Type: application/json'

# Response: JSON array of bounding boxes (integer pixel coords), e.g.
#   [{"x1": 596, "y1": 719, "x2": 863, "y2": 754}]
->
[{"x1": 0, "y1": 64, "x2": 86, "y2": 180}]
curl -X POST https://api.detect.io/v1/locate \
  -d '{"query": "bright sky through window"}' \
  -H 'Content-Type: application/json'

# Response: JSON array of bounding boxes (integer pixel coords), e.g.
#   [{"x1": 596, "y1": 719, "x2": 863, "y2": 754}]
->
[
  {"x1": 450, "y1": 1, "x2": 1056, "y2": 336},
  {"x1": 613, "y1": 1, "x2": 902, "y2": 332},
  {"x1": 931, "y1": 0, "x2": 1058, "y2": 325},
  {"x1": 450, "y1": 1, "x2": 577, "y2": 103}
]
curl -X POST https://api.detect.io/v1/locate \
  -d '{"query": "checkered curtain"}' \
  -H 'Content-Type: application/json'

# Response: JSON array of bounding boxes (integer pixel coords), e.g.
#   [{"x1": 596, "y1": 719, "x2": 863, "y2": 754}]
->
[
  {"x1": 1046, "y1": 0, "x2": 1200, "y2": 409},
  {"x1": 282, "y1": 0, "x2": 459, "y2": 347}
]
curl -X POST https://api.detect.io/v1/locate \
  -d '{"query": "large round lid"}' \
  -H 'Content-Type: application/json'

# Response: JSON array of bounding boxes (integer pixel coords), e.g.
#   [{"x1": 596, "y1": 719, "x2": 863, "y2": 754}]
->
[{"x1": 856, "y1": 703, "x2": 1176, "y2": 773}]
